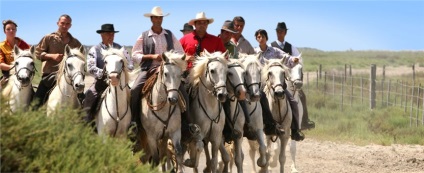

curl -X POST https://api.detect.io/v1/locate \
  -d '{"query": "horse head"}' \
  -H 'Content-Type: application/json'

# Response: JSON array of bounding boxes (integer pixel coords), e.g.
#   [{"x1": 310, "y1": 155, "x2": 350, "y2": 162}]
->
[
  {"x1": 239, "y1": 53, "x2": 262, "y2": 102},
  {"x1": 101, "y1": 47, "x2": 128, "y2": 88},
  {"x1": 160, "y1": 51, "x2": 187, "y2": 105},
  {"x1": 191, "y1": 50, "x2": 228, "y2": 102},
  {"x1": 262, "y1": 58, "x2": 288, "y2": 99},
  {"x1": 289, "y1": 53, "x2": 303, "y2": 89},
  {"x1": 226, "y1": 59, "x2": 246, "y2": 101},
  {"x1": 12, "y1": 45, "x2": 36, "y2": 87},
  {"x1": 61, "y1": 45, "x2": 86, "y2": 93}
]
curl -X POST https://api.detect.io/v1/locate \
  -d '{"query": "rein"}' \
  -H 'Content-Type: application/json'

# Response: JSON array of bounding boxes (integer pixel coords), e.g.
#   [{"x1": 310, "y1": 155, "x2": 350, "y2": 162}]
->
[{"x1": 103, "y1": 85, "x2": 130, "y2": 137}]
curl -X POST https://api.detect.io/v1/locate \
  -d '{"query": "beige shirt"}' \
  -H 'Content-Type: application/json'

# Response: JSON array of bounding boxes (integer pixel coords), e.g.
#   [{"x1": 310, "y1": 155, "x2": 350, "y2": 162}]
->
[
  {"x1": 232, "y1": 35, "x2": 255, "y2": 55},
  {"x1": 35, "y1": 31, "x2": 82, "y2": 74}
]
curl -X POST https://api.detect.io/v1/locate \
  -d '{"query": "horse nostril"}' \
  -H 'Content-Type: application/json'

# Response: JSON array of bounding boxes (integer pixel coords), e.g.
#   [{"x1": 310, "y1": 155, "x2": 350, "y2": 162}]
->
[
  {"x1": 168, "y1": 97, "x2": 177, "y2": 104},
  {"x1": 275, "y1": 91, "x2": 284, "y2": 98}
]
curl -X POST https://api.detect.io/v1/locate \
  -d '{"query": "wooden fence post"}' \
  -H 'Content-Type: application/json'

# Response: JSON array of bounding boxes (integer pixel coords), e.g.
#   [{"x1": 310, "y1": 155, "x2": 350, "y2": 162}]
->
[
  {"x1": 319, "y1": 64, "x2": 322, "y2": 79},
  {"x1": 370, "y1": 64, "x2": 376, "y2": 110},
  {"x1": 387, "y1": 80, "x2": 391, "y2": 107}
]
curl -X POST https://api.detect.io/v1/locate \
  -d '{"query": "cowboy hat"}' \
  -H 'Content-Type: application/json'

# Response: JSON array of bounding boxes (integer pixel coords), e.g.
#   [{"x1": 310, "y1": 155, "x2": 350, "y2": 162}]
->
[
  {"x1": 144, "y1": 6, "x2": 170, "y2": 17},
  {"x1": 188, "y1": 12, "x2": 214, "y2": 26},
  {"x1": 221, "y1": 20, "x2": 237, "y2": 34},
  {"x1": 96, "y1": 24, "x2": 119, "y2": 34},
  {"x1": 180, "y1": 23, "x2": 194, "y2": 32}
]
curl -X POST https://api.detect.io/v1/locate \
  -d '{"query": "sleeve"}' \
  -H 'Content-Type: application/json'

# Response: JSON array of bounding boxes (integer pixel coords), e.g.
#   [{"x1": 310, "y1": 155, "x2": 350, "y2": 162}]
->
[
  {"x1": 291, "y1": 45, "x2": 303, "y2": 64},
  {"x1": 0, "y1": 49, "x2": 5, "y2": 64},
  {"x1": 123, "y1": 48, "x2": 134, "y2": 71},
  {"x1": 87, "y1": 46, "x2": 103, "y2": 79},
  {"x1": 246, "y1": 42, "x2": 256, "y2": 55},
  {"x1": 131, "y1": 34, "x2": 144, "y2": 66},
  {"x1": 172, "y1": 34, "x2": 184, "y2": 54},
  {"x1": 277, "y1": 48, "x2": 294, "y2": 68},
  {"x1": 19, "y1": 40, "x2": 30, "y2": 50},
  {"x1": 217, "y1": 38, "x2": 226, "y2": 53},
  {"x1": 35, "y1": 35, "x2": 49, "y2": 61}
]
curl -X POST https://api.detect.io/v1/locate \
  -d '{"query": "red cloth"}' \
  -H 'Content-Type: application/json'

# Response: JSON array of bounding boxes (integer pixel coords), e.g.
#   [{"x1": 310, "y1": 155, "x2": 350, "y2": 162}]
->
[{"x1": 180, "y1": 31, "x2": 226, "y2": 70}]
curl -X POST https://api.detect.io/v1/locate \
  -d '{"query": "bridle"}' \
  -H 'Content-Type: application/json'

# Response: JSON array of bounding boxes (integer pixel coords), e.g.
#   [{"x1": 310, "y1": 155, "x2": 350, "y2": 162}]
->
[
  {"x1": 265, "y1": 63, "x2": 286, "y2": 94},
  {"x1": 200, "y1": 59, "x2": 227, "y2": 97},
  {"x1": 62, "y1": 55, "x2": 85, "y2": 92},
  {"x1": 11, "y1": 56, "x2": 37, "y2": 89},
  {"x1": 227, "y1": 63, "x2": 245, "y2": 97}
]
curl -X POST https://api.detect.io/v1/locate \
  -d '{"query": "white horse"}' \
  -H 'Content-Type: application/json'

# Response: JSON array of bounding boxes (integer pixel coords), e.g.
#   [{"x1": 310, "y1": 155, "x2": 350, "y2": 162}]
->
[
  {"x1": 96, "y1": 47, "x2": 131, "y2": 138},
  {"x1": 139, "y1": 51, "x2": 187, "y2": 172},
  {"x1": 261, "y1": 58, "x2": 292, "y2": 173},
  {"x1": 218, "y1": 59, "x2": 247, "y2": 173},
  {"x1": 46, "y1": 45, "x2": 85, "y2": 116},
  {"x1": 239, "y1": 53, "x2": 269, "y2": 172},
  {"x1": 287, "y1": 58, "x2": 304, "y2": 173},
  {"x1": 1, "y1": 45, "x2": 36, "y2": 112},
  {"x1": 185, "y1": 51, "x2": 228, "y2": 173}
]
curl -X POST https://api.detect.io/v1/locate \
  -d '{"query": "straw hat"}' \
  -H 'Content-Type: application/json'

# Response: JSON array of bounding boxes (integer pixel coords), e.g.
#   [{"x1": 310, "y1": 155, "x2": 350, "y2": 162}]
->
[
  {"x1": 188, "y1": 12, "x2": 214, "y2": 25},
  {"x1": 143, "y1": 6, "x2": 170, "y2": 17}
]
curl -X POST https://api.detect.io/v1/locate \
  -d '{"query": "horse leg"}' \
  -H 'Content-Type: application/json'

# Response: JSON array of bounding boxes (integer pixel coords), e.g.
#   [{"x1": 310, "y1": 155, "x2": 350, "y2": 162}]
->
[
  {"x1": 147, "y1": 136, "x2": 160, "y2": 167},
  {"x1": 290, "y1": 140, "x2": 299, "y2": 173},
  {"x1": 233, "y1": 138, "x2": 244, "y2": 173},
  {"x1": 255, "y1": 129, "x2": 268, "y2": 168},
  {"x1": 248, "y1": 140, "x2": 258, "y2": 172},
  {"x1": 203, "y1": 142, "x2": 212, "y2": 173},
  {"x1": 210, "y1": 140, "x2": 221, "y2": 173},
  {"x1": 267, "y1": 136, "x2": 280, "y2": 168},
  {"x1": 218, "y1": 141, "x2": 230, "y2": 173},
  {"x1": 170, "y1": 131, "x2": 184, "y2": 173},
  {"x1": 279, "y1": 137, "x2": 289, "y2": 173}
]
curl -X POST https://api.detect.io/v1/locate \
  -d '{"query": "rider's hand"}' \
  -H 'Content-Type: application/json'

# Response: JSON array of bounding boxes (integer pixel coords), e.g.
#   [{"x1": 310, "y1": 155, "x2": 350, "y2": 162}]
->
[{"x1": 53, "y1": 53, "x2": 64, "y2": 62}]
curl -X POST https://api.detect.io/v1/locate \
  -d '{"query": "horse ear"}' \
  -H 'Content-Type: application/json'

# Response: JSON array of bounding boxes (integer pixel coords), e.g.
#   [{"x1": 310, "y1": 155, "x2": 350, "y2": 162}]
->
[
  {"x1": 203, "y1": 49, "x2": 210, "y2": 56},
  {"x1": 79, "y1": 45, "x2": 85, "y2": 55},
  {"x1": 119, "y1": 46, "x2": 125, "y2": 53},
  {"x1": 181, "y1": 54, "x2": 186, "y2": 61},
  {"x1": 13, "y1": 45, "x2": 21, "y2": 57},
  {"x1": 65, "y1": 44, "x2": 71, "y2": 56},
  {"x1": 162, "y1": 52, "x2": 168, "y2": 62},
  {"x1": 223, "y1": 50, "x2": 229, "y2": 60}
]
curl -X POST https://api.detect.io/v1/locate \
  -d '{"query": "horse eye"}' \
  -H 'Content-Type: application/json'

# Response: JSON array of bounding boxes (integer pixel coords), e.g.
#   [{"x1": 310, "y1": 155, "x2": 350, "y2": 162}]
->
[
  {"x1": 104, "y1": 61, "x2": 108, "y2": 65},
  {"x1": 30, "y1": 62, "x2": 34, "y2": 66},
  {"x1": 210, "y1": 69, "x2": 215, "y2": 74},
  {"x1": 164, "y1": 72, "x2": 168, "y2": 77},
  {"x1": 228, "y1": 72, "x2": 233, "y2": 76},
  {"x1": 15, "y1": 62, "x2": 19, "y2": 66},
  {"x1": 268, "y1": 72, "x2": 272, "y2": 76}
]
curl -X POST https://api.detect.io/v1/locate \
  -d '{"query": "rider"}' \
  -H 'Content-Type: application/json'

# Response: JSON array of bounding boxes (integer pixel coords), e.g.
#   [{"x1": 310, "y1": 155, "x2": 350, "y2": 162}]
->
[
  {"x1": 218, "y1": 20, "x2": 252, "y2": 140},
  {"x1": 0, "y1": 19, "x2": 30, "y2": 87},
  {"x1": 131, "y1": 6, "x2": 197, "y2": 142},
  {"x1": 82, "y1": 23, "x2": 133, "y2": 127},
  {"x1": 179, "y1": 12, "x2": 226, "y2": 142},
  {"x1": 270, "y1": 22, "x2": 315, "y2": 130},
  {"x1": 254, "y1": 29, "x2": 305, "y2": 141},
  {"x1": 34, "y1": 14, "x2": 82, "y2": 109}
]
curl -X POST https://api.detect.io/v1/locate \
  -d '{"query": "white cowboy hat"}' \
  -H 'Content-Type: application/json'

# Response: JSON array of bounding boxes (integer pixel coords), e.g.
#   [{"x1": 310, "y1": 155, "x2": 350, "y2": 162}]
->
[
  {"x1": 188, "y1": 12, "x2": 214, "y2": 26},
  {"x1": 143, "y1": 6, "x2": 170, "y2": 17}
]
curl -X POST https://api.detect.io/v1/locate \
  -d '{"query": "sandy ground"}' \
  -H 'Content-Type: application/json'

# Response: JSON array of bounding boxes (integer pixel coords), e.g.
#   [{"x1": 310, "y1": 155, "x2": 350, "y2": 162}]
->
[{"x1": 84, "y1": 64, "x2": 424, "y2": 173}]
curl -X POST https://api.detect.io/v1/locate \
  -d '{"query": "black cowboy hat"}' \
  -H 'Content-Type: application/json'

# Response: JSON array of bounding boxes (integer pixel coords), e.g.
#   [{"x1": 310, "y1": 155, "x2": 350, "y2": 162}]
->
[
  {"x1": 180, "y1": 23, "x2": 194, "y2": 32},
  {"x1": 276, "y1": 22, "x2": 288, "y2": 30},
  {"x1": 96, "y1": 24, "x2": 119, "y2": 34}
]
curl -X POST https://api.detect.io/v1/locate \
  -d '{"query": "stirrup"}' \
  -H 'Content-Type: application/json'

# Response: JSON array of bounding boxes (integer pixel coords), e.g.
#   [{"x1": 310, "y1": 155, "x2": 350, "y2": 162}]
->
[{"x1": 275, "y1": 124, "x2": 285, "y2": 135}]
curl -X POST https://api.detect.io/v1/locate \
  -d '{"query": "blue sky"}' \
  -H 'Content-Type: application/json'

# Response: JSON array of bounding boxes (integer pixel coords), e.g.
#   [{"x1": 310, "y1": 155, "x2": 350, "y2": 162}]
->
[{"x1": 1, "y1": 0, "x2": 423, "y2": 51}]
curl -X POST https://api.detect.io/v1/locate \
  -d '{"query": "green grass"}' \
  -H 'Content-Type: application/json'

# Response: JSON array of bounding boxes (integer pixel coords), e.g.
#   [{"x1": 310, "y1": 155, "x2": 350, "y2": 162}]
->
[
  {"x1": 0, "y1": 103, "x2": 156, "y2": 172},
  {"x1": 304, "y1": 88, "x2": 424, "y2": 146}
]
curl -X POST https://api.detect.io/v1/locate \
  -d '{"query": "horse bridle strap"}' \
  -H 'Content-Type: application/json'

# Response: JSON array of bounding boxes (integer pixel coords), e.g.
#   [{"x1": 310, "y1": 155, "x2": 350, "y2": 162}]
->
[{"x1": 228, "y1": 64, "x2": 245, "y2": 93}]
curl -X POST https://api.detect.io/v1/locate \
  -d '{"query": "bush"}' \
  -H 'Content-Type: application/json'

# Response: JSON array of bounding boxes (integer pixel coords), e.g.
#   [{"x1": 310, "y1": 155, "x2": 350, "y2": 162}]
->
[{"x1": 0, "y1": 104, "x2": 155, "y2": 172}]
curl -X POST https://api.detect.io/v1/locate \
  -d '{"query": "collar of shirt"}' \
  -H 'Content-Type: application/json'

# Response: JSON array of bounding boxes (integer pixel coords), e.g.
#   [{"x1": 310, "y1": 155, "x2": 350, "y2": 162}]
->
[
  {"x1": 100, "y1": 42, "x2": 115, "y2": 49},
  {"x1": 276, "y1": 40, "x2": 285, "y2": 48},
  {"x1": 147, "y1": 29, "x2": 168, "y2": 37},
  {"x1": 54, "y1": 31, "x2": 75, "y2": 40}
]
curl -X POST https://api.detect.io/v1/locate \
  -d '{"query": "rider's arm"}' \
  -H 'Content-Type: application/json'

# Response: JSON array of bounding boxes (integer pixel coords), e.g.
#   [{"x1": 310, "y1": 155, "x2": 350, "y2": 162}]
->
[{"x1": 87, "y1": 46, "x2": 103, "y2": 79}]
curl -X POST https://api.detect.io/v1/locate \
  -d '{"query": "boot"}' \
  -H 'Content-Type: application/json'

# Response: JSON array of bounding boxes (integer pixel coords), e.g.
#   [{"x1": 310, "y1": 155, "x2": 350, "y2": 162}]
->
[{"x1": 291, "y1": 129, "x2": 305, "y2": 141}]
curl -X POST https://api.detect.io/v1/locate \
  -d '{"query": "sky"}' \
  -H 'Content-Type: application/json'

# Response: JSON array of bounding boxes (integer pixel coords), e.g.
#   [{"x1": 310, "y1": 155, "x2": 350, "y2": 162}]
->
[{"x1": 1, "y1": 0, "x2": 423, "y2": 51}]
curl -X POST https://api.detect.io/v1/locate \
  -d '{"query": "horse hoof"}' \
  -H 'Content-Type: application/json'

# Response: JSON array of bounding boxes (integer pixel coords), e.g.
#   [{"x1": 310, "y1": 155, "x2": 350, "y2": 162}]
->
[
  {"x1": 257, "y1": 158, "x2": 267, "y2": 168},
  {"x1": 184, "y1": 159, "x2": 195, "y2": 168}
]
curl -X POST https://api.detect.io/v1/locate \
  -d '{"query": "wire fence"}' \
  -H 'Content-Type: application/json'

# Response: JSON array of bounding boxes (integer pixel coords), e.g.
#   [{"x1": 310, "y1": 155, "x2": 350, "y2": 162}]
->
[{"x1": 304, "y1": 64, "x2": 424, "y2": 127}]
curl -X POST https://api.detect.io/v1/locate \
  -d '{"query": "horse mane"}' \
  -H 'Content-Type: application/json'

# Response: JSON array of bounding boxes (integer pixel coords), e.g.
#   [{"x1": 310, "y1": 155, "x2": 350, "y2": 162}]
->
[
  {"x1": 261, "y1": 59, "x2": 289, "y2": 85},
  {"x1": 163, "y1": 51, "x2": 188, "y2": 71},
  {"x1": 189, "y1": 51, "x2": 228, "y2": 86},
  {"x1": 239, "y1": 53, "x2": 262, "y2": 73},
  {"x1": 57, "y1": 47, "x2": 86, "y2": 84}
]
